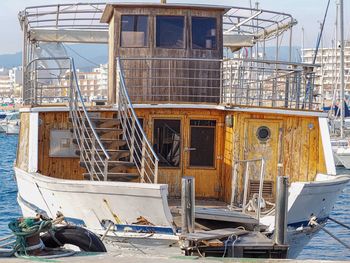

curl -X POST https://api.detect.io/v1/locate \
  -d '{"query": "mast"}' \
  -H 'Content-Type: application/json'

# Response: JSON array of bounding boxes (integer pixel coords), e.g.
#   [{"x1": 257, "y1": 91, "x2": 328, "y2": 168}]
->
[{"x1": 340, "y1": 0, "x2": 345, "y2": 138}]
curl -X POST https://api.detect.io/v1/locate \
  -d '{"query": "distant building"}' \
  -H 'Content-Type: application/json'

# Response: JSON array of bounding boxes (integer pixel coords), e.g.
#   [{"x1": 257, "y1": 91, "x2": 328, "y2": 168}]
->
[
  {"x1": 0, "y1": 75, "x2": 13, "y2": 97},
  {"x1": 61, "y1": 64, "x2": 108, "y2": 100},
  {"x1": 302, "y1": 43, "x2": 350, "y2": 103}
]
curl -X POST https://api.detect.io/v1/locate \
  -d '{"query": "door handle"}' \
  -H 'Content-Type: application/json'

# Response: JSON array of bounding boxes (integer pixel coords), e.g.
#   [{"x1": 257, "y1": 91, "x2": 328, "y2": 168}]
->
[{"x1": 184, "y1": 147, "x2": 197, "y2": 151}]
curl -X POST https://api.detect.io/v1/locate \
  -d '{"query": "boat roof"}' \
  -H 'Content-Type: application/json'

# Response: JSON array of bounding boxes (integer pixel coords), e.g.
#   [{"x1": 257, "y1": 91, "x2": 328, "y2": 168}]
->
[{"x1": 101, "y1": 3, "x2": 230, "y2": 22}]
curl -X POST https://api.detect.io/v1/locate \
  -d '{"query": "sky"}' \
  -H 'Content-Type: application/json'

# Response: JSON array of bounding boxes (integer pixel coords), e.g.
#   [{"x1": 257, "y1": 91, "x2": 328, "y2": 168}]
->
[{"x1": 0, "y1": 0, "x2": 348, "y2": 54}]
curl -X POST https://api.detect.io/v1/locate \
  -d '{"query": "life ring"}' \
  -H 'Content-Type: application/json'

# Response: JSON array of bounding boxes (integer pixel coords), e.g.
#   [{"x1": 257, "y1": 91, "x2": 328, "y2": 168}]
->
[{"x1": 41, "y1": 225, "x2": 107, "y2": 252}]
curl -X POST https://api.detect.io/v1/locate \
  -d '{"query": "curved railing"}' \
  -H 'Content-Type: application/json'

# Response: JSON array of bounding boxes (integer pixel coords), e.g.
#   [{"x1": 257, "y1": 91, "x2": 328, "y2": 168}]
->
[
  {"x1": 24, "y1": 57, "x2": 111, "y2": 181},
  {"x1": 116, "y1": 58, "x2": 159, "y2": 184},
  {"x1": 69, "y1": 58, "x2": 111, "y2": 181}
]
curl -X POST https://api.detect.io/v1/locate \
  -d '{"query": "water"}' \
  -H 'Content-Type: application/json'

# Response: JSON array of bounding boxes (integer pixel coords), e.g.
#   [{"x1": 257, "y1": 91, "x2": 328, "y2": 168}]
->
[
  {"x1": 0, "y1": 134, "x2": 21, "y2": 237},
  {"x1": 0, "y1": 133, "x2": 349, "y2": 259}
]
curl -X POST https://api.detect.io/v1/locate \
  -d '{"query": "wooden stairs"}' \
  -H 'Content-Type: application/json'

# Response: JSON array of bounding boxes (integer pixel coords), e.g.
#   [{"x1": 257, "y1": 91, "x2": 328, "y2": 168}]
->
[{"x1": 71, "y1": 115, "x2": 139, "y2": 182}]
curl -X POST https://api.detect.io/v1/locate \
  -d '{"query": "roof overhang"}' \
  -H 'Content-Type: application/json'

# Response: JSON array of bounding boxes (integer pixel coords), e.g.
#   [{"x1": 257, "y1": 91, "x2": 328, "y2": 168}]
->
[
  {"x1": 101, "y1": 3, "x2": 230, "y2": 23},
  {"x1": 29, "y1": 29, "x2": 108, "y2": 44}
]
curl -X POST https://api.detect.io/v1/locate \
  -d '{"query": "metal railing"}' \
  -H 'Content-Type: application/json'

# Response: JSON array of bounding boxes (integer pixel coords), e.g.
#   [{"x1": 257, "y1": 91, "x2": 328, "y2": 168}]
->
[
  {"x1": 24, "y1": 57, "x2": 71, "y2": 105},
  {"x1": 117, "y1": 58, "x2": 159, "y2": 184},
  {"x1": 19, "y1": 3, "x2": 107, "y2": 32},
  {"x1": 69, "y1": 58, "x2": 111, "y2": 181},
  {"x1": 24, "y1": 57, "x2": 111, "y2": 181},
  {"x1": 229, "y1": 158, "x2": 266, "y2": 224},
  {"x1": 119, "y1": 57, "x2": 319, "y2": 110}
]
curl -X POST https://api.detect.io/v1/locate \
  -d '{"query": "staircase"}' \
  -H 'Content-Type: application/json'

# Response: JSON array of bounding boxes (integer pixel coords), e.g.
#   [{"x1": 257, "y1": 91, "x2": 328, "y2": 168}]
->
[
  {"x1": 68, "y1": 57, "x2": 159, "y2": 183},
  {"x1": 24, "y1": 56, "x2": 159, "y2": 183},
  {"x1": 71, "y1": 115, "x2": 139, "y2": 182}
]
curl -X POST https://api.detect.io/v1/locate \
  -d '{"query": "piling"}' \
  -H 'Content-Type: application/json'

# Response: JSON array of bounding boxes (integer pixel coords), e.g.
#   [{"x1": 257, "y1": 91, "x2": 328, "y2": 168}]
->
[
  {"x1": 274, "y1": 176, "x2": 288, "y2": 245},
  {"x1": 181, "y1": 177, "x2": 195, "y2": 235}
]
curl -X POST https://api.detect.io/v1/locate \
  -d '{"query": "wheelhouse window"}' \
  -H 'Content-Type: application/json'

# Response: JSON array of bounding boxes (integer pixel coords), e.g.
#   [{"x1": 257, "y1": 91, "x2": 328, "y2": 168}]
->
[
  {"x1": 121, "y1": 15, "x2": 148, "y2": 47},
  {"x1": 192, "y1": 17, "x2": 217, "y2": 49},
  {"x1": 189, "y1": 120, "x2": 216, "y2": 167},
  {"x1": 153, "y1": 119, "x2": 181, "y2": 167},
  {"x1": 156, "y1": 16, "x2": 185, "y2": 49}
]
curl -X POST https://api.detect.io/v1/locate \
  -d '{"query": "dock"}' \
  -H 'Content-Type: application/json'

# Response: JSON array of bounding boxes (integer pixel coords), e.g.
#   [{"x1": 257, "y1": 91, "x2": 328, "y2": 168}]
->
[{"x1": 1, "y1": 252, "x2": 347, "y2": 263}]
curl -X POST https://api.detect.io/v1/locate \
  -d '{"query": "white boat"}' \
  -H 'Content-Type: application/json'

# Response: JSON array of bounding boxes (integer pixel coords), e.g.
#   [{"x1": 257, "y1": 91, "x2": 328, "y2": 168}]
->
[
  {"x1": 14, "y1": 2, "x2": 350, "y2": 259},
  {"x1": 0, "y1": 112, "x2": 20, "y2": 135}
]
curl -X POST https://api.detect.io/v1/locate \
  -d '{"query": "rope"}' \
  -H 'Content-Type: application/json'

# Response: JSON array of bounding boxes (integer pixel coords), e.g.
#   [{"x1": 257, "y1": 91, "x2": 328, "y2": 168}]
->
[
  {"x1": 309, "y1": 216, "x2": 350, "y2": 250},
  {"x1": 8, "y1": 216, "x2": 54, "y2": 256},
  {"x1": 328, "y1": 217, "x2": 350, "y2": 231}
]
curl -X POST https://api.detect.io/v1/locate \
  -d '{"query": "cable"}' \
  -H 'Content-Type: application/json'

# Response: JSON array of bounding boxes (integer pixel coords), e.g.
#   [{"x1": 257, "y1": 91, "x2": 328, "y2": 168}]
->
[{"x1": 63, "y1": 44, "x2": 100, "y2": 67}]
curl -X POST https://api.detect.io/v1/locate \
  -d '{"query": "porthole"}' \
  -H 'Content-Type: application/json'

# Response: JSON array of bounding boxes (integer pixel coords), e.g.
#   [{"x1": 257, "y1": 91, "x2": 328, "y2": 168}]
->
[{"x1": 256, "y1": 126, "x2": 271, "y2": 142}]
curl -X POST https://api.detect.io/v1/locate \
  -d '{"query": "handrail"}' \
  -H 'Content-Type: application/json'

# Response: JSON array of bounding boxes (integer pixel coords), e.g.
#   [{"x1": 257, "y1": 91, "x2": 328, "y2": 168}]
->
[
  {"x1": 70, "y1": 58, "x2": 110, "y2": 160},
  {"x1": 24, "y1": 56, "x2": 111, "y2": 181},
  {"x1": 229, "y1": 158, "x2": 265, "y2": 225},
  {"x1": 116, "y1": 57, "x2": 159, "y2": 184}
]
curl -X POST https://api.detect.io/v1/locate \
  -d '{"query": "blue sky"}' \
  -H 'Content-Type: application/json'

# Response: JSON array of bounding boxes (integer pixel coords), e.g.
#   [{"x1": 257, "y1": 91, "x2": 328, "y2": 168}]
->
[{"x1": 0, "y1": 0, "x2": 348, "y2": 54}]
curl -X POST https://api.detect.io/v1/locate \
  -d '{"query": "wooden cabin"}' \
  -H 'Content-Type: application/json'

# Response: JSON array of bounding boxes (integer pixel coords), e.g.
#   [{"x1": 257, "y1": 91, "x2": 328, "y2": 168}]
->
[{"x1": 101, "y1": 3, "x2": 226, "y2": 104}]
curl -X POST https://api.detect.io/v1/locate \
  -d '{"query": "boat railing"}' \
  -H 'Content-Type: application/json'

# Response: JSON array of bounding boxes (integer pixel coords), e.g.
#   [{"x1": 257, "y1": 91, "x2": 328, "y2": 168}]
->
[
  {"x1": 24, "y1": 56, "x2": 111, "y2": 181},
  {"x1": 69, "y1": 57, "x2": 111, "y2": 181},
  {"x1": 229, "y1": 158, "x2": 266, "y2": 225},
  {"x1": 116, "y1": 57, "x2": 159, "y2": 184},
  {"x1": 24, "y1": 57, "x2": 71, "y2": 105},
  {"x1": 18, "y1": 3, "x2": 108, "y2": 43},
  {"x1": 119, "y1": 57, "x2": 318, "y2": 110}
]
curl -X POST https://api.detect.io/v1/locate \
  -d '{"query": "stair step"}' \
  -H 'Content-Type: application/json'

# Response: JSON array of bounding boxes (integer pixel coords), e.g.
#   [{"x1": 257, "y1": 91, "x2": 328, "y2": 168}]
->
[
  {"x1": 83, "y1": 172, "x2": 139, "y2": 182},
  {"x1": 80, "y1": 160, "x2": 135, "y2": 169},
  {"x1": 77, "y1": 149, "x2": 130, "y2": 160},
  {"x1": 72, "y1": 138, "x2": 128, "y2": 148}
]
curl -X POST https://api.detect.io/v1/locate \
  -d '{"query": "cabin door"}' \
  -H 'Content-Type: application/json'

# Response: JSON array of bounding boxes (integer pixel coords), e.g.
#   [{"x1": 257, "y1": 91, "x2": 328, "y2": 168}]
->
[
  {"x1": 183, "y1": 117, "x2": 222, "y2": 199},
  {"x1": 242, "y1": 119, "x2": 282, "y2": 200}
]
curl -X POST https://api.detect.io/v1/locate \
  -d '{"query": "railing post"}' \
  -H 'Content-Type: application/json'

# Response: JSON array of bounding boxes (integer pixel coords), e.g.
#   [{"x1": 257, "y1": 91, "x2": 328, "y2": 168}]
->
[
  {"x1": 140, "y1": 137, "x2": 146, "y2": 183},
  {"x1": 104, "y1": 158, "x2": 108, "y2": 181},
  {"x1": 91, "y1": 132, "x2": 97, "y2": 180},
  {"x1": 256, "y1": 158, "x2": 265, "y2": 227},
  {"x1": 181, "y1": 177, "x2": 195, "y2": 235},
  {"x1": 242, "y1": 162, "x2": 250, "y2": 213},
  {"x1": 129, "y1": 117, "x2": 136, "y2": 163},
  {"x1": 154, "y1": 160, "x2": 159, "y2": 184}
]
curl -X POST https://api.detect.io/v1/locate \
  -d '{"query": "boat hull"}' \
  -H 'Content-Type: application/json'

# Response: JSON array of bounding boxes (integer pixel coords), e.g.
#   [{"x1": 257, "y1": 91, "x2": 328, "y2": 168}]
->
[
  {"x1": 14, "y1": 167, "x2": 349, "y2": 258},
  {"x1": 14, "y1": 167, "x2": 175, "y2": 235}
]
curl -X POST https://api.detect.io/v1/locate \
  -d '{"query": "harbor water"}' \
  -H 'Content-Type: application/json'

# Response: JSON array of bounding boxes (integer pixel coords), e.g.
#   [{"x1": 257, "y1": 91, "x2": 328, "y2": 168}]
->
[{"x1": 0, "y1": 134, "x2": 349, "y2": 260}]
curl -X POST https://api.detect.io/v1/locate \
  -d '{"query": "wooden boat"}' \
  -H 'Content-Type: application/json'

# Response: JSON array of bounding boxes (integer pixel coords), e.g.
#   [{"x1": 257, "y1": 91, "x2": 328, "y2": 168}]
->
[{"x1": 14, "y1": 2, "x2": 349, "y2": 259}]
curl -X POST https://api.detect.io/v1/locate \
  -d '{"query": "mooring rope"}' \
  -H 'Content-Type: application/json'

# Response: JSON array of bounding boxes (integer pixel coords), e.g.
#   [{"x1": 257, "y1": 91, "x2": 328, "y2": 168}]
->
[{"x1": 309, "y1": 216, "x2": 350, "y2": 250}]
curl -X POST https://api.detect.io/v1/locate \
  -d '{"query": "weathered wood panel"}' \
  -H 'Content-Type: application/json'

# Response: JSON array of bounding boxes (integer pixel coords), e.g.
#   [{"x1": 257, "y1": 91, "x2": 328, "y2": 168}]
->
[
  {"x1": 37, "y1": 111, "x2": 85, "y2": 180},
  {"x1": 16, "y1": 112, "x2": 30, "y2": 171},
  {"x1": 107, "y1": 6, "x2": 224, "y2": 104}
]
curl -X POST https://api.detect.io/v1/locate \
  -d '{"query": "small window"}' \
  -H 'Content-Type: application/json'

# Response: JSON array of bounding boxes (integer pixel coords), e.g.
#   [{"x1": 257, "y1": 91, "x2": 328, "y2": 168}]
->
[
  {"x1": 192, "y1": 17, "x2": 217, "y2": 49},
  {"x1": 153, "y1": 119, "x2": 181, "y2": 167},
  {"x1": 156, "y1": 16, "x2": 185, "y2": 49},
  {"x1": 121, "y1": 15, "x2": 148, "y2": 47},
  {"x1": 256, "y1": 126, "x2": 271, "y2": 142}
]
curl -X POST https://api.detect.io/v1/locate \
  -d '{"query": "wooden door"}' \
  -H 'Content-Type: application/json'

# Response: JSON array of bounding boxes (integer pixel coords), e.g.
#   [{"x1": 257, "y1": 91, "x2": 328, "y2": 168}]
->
[
  {"x1": 242, "y1": 119, "x2": 282, "y2": 199},
  {"x1": 183, "y1": 117, "x2": 222, "y2": 199}
]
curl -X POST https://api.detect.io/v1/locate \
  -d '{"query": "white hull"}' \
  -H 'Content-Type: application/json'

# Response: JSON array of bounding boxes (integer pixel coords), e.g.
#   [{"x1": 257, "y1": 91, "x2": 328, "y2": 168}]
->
[
  {"x1": 14, "y1": 167, "x2": 349, "y2": 258},
  {"x1": 1, "y1": 123, "x2": 20, "y2": 134},
  {"x1": 333, "y1": 149, "x2": 350, "y2": 169}
]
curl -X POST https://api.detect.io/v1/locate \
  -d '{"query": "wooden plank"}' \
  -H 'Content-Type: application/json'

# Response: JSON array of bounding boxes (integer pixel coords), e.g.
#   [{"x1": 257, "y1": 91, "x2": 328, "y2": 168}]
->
[
  {"x1": 195, "y1": 208, "x2": 258, "y2": 224},
  {"x1": 184, "y1": 228, "x2": 248, "y2": 242}
]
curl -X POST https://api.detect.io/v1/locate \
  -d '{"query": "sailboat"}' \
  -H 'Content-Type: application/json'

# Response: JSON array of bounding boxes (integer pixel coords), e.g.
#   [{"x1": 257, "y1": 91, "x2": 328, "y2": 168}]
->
[{"x1": 14, "y1": 2, "x2": 349, "y2": 259}]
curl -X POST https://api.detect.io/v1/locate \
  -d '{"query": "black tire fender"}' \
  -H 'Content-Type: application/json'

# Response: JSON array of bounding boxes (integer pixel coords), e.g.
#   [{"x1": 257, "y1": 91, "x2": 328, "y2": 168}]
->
[{"x1": 41, "y1": 225, "x2": 107, "y2": 252}]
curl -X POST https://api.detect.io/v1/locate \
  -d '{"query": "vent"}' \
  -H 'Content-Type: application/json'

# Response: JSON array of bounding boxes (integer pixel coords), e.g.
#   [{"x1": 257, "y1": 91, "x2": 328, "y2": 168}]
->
[{"x1": 248, "y1": 180, "x2": 273, "y2": 199}]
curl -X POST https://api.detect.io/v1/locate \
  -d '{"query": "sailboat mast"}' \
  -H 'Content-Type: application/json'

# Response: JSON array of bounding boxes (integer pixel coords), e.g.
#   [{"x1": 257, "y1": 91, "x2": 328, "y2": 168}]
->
[{"x1": 340, "y1": 0, "x2": 345, "y2": 138}]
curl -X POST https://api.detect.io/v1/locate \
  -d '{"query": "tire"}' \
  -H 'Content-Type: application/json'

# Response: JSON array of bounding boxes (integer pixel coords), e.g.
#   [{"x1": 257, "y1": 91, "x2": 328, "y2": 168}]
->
[{"x1": 41, "y1": 225, "x2": 107, "y2": 252}]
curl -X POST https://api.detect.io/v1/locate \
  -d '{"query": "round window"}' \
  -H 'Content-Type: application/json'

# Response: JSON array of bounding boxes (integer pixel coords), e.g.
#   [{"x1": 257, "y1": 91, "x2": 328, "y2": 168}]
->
[{"x1": 256, "y1": 126, "x2": 271, "y2": 142}]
